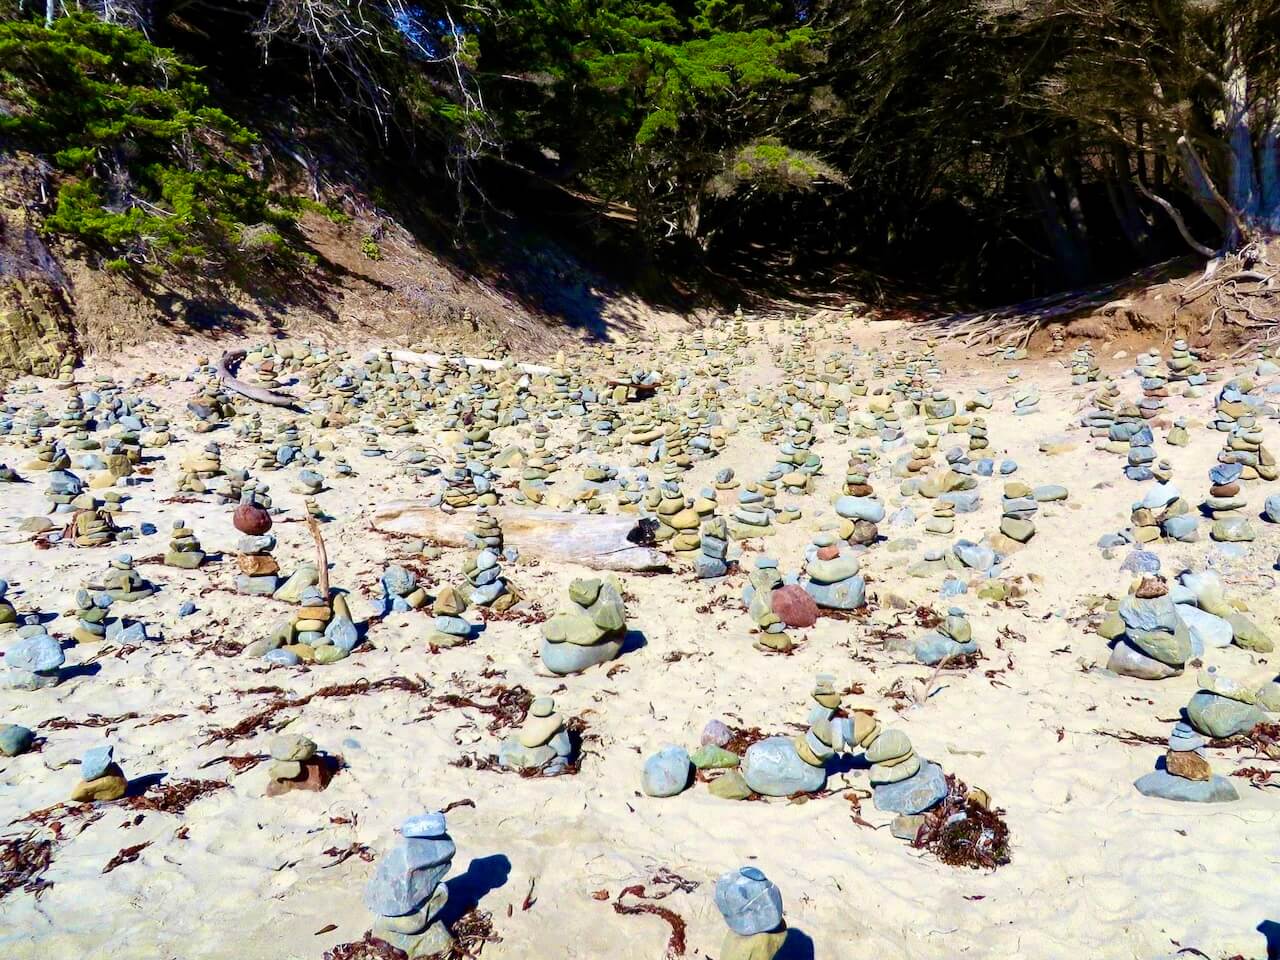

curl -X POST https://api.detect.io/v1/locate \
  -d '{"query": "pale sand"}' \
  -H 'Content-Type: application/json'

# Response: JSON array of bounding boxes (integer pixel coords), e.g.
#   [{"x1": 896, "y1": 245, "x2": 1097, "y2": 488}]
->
[{"x1": 1, "y1": 323, "x2": 1277, "y2": 960}]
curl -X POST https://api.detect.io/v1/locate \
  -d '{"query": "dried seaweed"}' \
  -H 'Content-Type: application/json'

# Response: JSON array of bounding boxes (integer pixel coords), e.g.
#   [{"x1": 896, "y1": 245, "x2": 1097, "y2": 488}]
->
[
  {"x1": 911, "y1": 775, "x2": 1011, "y2": 870},
  {"x1": 1092, "y1": 729, "x2": 1167, "y2": 747},
  {"x1": 39, "y1": 712, "x2": 139, "y2": 730},
  {"x1": 201, "y1": 676, "x2": 430, "y2": 745},
  {"x1": 610, "y1": 876, "x2": 694, "y2": 958},
  {"x1": 448, "y1": 906, "x2": 502, "y2": 959},
  {"x1": 198, "y1": 753, "x2": 267, "y2": 772},
  {"x1": 0, "y1": 833, "x2": 54, "y2": 901},
  {"x1": 721, "y1": 726, "x2": 769, "y2": 755},
  {"x1": 323, "y1": 932, "x2": 407, "y2": 960},
  {"x1": 124, "y1": 779, "x2": 230, "y2": 814},
  {"x1": 321, "y1": 842, "x2": 375, "y2": 867},
  {"x1": 424, "y1": 684, "x2": 533, "y2": 735},
  {"x1": 102, "y1": 841, "x2": 151, "y2": 874}
]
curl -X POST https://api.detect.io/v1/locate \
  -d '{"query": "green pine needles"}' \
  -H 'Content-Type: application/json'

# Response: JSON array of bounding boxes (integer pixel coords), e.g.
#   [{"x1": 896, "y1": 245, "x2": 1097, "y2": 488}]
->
[{"x1": 0, "y1": 15, "x2": 297, "y2": 277}]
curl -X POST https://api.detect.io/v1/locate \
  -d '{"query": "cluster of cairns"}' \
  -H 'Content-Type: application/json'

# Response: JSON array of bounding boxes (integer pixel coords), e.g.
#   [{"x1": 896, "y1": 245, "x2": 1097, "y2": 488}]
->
[
  {"x1": 539, "y1": 576, "x2": 628, "y2": 675},
  {"x1": 497, "y1": 695, "x2": 576, "y2": 773}
]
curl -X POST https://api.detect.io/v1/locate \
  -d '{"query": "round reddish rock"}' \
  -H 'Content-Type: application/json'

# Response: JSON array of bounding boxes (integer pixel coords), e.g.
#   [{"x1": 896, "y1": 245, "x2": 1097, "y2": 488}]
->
[
  {"x1": 770, "y1": 585, "x2": 818, "y2": 628},
  {"x1": 816, "y1": 545, "x2": 840, "y2": 561},
  {"x1": 233, "y1": 503, "x2": 273, "y2": 535}
]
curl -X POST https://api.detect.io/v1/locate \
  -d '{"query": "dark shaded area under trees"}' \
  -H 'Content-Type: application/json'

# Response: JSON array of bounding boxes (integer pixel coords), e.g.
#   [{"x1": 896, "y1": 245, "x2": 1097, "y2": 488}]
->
[{"x1": 2, "y1": 0, "x2": 1279, "y2": 311}]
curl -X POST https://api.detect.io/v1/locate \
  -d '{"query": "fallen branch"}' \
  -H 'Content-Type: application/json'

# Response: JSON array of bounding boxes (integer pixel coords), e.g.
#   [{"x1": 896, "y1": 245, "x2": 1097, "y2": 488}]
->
[
  {"x1": 217, "y1": 349, "x2": 299, "y2": 409},
  {"x1": 389, "y1": 349, "x2": 551, "y2": 376},
  {"x1": 372, "y1": 502, "x2": 668, "y2": 572}
]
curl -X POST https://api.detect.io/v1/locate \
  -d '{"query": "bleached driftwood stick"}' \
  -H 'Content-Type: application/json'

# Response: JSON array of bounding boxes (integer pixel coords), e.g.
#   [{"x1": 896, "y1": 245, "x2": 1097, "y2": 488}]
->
[
  {"x1": 389, "y1": 349, "x2": 552, "y2": 376},
  {"x1": 372, "y1": 501, "x2": 667, "y2": 572}
]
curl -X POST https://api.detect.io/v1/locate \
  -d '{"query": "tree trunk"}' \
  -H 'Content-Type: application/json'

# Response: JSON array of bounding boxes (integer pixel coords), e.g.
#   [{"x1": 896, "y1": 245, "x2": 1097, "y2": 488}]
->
[
  {"x1": 1260, "y1": 98, "x2": 1280, "y2": 231},
  {"x1": 1104, "y1": 146, "x2": 1153, "y2": 256},
  {"x1": 1223, "y1": 21, "x2": 1262, "y2": 238},
  {"x1": 1027, "y1": 163, "x2": 1091, "y2": 287}
]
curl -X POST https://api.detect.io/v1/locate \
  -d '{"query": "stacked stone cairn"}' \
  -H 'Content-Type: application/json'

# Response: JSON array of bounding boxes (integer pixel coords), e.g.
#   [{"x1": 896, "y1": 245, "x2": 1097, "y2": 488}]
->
[
  {"x1": 1134, "y1": 720, "x2": 1238, "y2": 803},
  {"x1": 177, "y1": 443, "x2": 223, "y2": 494},
  {"x1": 714, "y1": 867, "x2": 788, "y2": 960},
  {"x1": 729, "y1": 482, "x2": 775, "y2": 539},
  {"x1": 539, "y1": 576, "x2": 628, "y2": 675},
  {"x1": 1100, "y1": 577, "x2": 1192, "y2": 680},
  {"x1": 1124, "y1": 424, "x2": 1157, "y2": 481},
  {"x1": 799, "y1": 533, "x2": 866, "y2": 611},
  {"x1": 696, "y1": 515, "x2": 730, "y2": 579},
  {"x1": 998, "y1": 481, "x2": 1038, "y2": 545},
  {"x1": 1166, "y1": 339, "x2": 1204, "y2": 392},
  {"x1": 1135, "y1": 350, "x2": 1168, "y2": 418},
  {"x1": 164, "y1": 518, "x2": 206, "y2": 569},
  {"x1": 380, "y1": 565, "x2": 428, "y2": 615},
  {"x1": 463, "y1": 546, "x2": 513, "y2": 610},
  {"x1": 862, "y1": 726, "x2": 949, "y2": 816},
  {"x1": 363, "y1": 811, "x2": 457, "y2": 958},
  {"x1": 69, "y1": 744, "x2": 128, "y2": 802},
  {"x1": 834, "y1": 491, "x2": 884, "y2": 547},
  {"x1": 1176, "y1": 569, "x2": 1272, "y2": 655},
  {"x1": 896, "y1": 606, "x2": 978, "y2": 666},
  {"x1": 1070, "y1": 345, "x2": 1100, "y2": 384},
  {"x1": 498, "y1": 696, "x2": 574, "y2": 773},
  {"x1": 1131, "y1": 483, "x2": 1197, "y2": 543},
  {"x1": 743, "y1": 558, "x2": 795, "y2": 652},
  {"x1": 265, "y1": 734, "x2": 335, "y2": 795},
  {"x1": 1185, "y1": 667, "x2": 1267, "y2": 740},
  {"x1": 1205, "y1": 463, "x2": 1256, "y2": 543},
  {"x1": 45, "y1": 469, "x2": 83, "y2": 514},
  {"x1": 100, "y1": 554, "x2": 154, "y2": 602}
]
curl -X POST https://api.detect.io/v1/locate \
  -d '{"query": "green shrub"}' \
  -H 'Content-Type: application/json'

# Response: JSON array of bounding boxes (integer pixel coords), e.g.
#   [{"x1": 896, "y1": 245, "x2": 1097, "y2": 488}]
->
[{"x1": 0, "y1": 15, "x2": 297, "y2": 276}]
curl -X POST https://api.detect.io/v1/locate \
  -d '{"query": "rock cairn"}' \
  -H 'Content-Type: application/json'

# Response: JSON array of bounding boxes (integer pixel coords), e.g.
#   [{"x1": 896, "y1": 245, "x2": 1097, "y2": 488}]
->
[
  {"x1": 164, "y1": 518, "x2": 206, "y2": 569},
  {"x1": 499, "y1": 696, "x2": 574, "y2": 773},
  {"x1": 539, "y1": 576, "x2": 628, "y2": 675},
  {"x1": 714, "y1": 867, "x2": 788, "y2": 960},
  {"x1": 1205, "y1": 463, "x2": 1256, "y2": 543},
  {"x1": 1134, "y1": 721, "x2": 1239, "y2": 803},
  {"x1": 1185, "y1": 668, "x2": 1267, "y2": 739},
  {"x1": 1100, "y1": 578, "x2": 1191, "y2": 680},
  {"x1": 363, "y1": 812, "x2": 457, "y2": 958},
  {"x1": 69, "y1": 743, "x2": 128, "y2": 802},
  {"x1": 265, "y1": 733, "x2": 334, "y2": 795},
  {"x1": 799, "y1": 533, "x2": 865, "y2": 611}
]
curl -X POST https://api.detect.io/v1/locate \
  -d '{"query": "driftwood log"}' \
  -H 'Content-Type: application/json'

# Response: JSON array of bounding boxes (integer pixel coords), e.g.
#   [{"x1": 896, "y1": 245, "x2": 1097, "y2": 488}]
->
[
  {"x1": 372, "y1": 501, "x2": 668, "y2": 572},
  {"x1": 217, "y1": 349, "x2": 299, "y2": 408},
  {"x1": 389, "y1": 349, "x2": 552, "y2": 376}
]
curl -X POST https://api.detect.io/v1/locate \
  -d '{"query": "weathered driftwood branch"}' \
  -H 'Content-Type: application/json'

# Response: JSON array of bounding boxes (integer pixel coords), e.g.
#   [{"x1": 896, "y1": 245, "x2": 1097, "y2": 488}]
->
[
  {"x1": 306, "y1": 515, "x2": 330, "y2": 599},
  {"x1": 217, "y1": 349, "x2": 298, "y2": 408},
  {"x1": 372, "y1": 501, "x2": 668, "y2": 572},
  {"x1": 389, "y1": 349, "x2": 552, "y2": 376}
]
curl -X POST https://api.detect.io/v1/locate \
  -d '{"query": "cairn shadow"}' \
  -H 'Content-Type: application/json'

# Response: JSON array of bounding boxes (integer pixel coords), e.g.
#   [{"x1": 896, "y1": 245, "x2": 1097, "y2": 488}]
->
[
  {"x1": 1258, "y1": 920, "x2": 1280, "y2": 960},
  {"x1": 125, "y1": 772, "x2": 167, "y2": 797},
  {"x1": 619, "y1": 629, "x2": 647, "y2": 656},
  {"x1": 776, "y1": 928, "x2": 815, "y2": 960},
  {"x1": 438, "y1": 854, "x2": 512, "y2": 927},
  {"x1": 59, "y1": 662, "x2": 102, "y2": 682}
]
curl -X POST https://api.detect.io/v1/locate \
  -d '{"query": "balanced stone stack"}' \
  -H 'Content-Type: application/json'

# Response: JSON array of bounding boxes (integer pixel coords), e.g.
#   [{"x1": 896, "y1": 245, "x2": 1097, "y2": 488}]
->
[
  {"x1": 69, "y1": 744, "x2": 128, "y2": 802},
  {"x1": 799, "y1": 534, "x2": 865, "y2": 611},
  {"x1": 695, "y1": 515, "x2": 730, "y2": 579},
  {"x1": 0, "y1": 622, "x2": 65, "y2": 690},
  {"x1": 71, "y1": 589, "x2": 113, "y2": 644},
  {"x1": 1130, "y1": 482, "x2": 1197, "y2": 543},
  {"x1": 998, "y1": 481, "x2": 1037, "y2": 544},
  {"x1": 1135, "y1": 350, "x2": 1168, "y2": 418},
  {"x1": 1204, "y1": 463, "x2": 1256, "y2": 542},
  {"x1": 265, "y1": 734, "x2": 334, "y2": 795},
  {"x1": 1166, "y1": 339, "x2": 1203, "y2": 390},
  {"x1": 1167, "y1": 417, "x2": 1190, "y2": 446},
  {"x1": 463, "y1": 548, "x2": 513, "y2": 609},
  {"x1": 498, "y1": 696, "x2": 574, "y2": 773},
  {"x1": 729, "y1": 484, "x2": 775, "y2": 539},
  {"x1": 1070, "y1": 345, "x2": 1100, "y2": 384},
  {"x1": 834, "y1": 492, "x2": 883, "y2": 546},
  {"x1": 740, "y1": 724, "x2": 829, "y2": 796},
  {"x1": 863, "y1": 727, "x2": 948, "y2": 815},
  {"x1": 1134, "y1": 721, "x2": 1238, "y2": 803},
  {"x1": 1176, "y1": 569, "x2": 1272, "y2": 654},
  {"x1": 1100, "y1": 578, "x2": 1192, "y2": 680},
  {"x1": 1124, "y1": 424, "x2": 1156, "y2": 481},
  {"x1": 715, "y1": 867, "x2": 788, "y2": 960},
  {"x1": 363, "y1": 812, "x2": 457, "y2": 958},
  {"x1": 72, "y1": 509, "x2": 118, "y2": 548},
  {"x1": 380, "y1": 565, "x2": 428, "y2": 615},
  {"x1": 101, "y1": 554, "x2": 154, "y2": 602},
  {"x1": 176, "y1": 444, "x2": 223, "y2": 494},
  {"x1": 899, "y1": 607, "x2": 978, "y2": 665},
  {"x1": 1185, "y1": 668, "x2": 1267, "y2": 739},
  {"x1": 540, "y1": 576, "x2": 628, "y2": 675},
  {"x1": 235, "y1": 534, "x2": 280, "y2": 596},
  {"x1": 468, "y1": 505, "x2": 503, "y2": 554},
  {"x1": 164, "y1": 518, "x2": 206, "y2": 569},
  {"x1": 45, "y1": 469, "x2": 83, "y2": 515},
  {"x1": 743, "y1": 559, "x2": 793, "y2": 652}
]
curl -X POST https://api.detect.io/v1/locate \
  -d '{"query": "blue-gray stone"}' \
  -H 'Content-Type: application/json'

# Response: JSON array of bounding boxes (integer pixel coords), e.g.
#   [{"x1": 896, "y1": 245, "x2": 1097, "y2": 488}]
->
[
  {"x1": 804, "y1": 575, "x2": 865, "y2": 610},
  {"x1": 178, "y1": 601, "x2": 197, "y2": 617},
  {"x1": 1120, "y1": 550, "x2": 1160, "y2": 574},
  {"x1": 433, "y1": 615, "x2": 471, "y2": 638},
  {"x1": 1175, "y1": 605, "x2": 1232, "y2": 654},
  {"x1": 1265, "y1": 495, "x2": 1280, "y2": 523},
  {"x1": 364, "y1": 834, "x2": 456, "y2": 917},
  {"x1": 872, "y1": 760, "x2": 948, "y2": 814},
  {"x1": 1134, "y1": 769, "x2": 1238, "y2": 803},
  {"x1": 834, "y1": 496, "x2": 885, "y2": 523},
  {"x1": 641, "y1": 746, "x2": 692, "y2": 797},
  {"x1": 1118, "y1": 595, "x2": 1179, "y2": 633},
  {"x1": 940, "y1": 578, "x2": 967, "y2": 598},
  {"x1": 1140, "y1": 483, "x2": 1180, "y2": 510},
  {"x1": 714, "y1": 867, "x2": 784, "y2": 936},
  {"x1": 401, "y1": 811, "x2": 447, "y2": 838},
  {"x1": 742, "y1": 737, "x2": 826, "y2": 796},
  {"x1": 264, "y1": 648, "x2": 300, "y2": 666},
  {"x1": 1210, "y1": 463, "x2": 1243, "y2": 486},
  {"x1": 382, "y1": 565, "x2": 416, "y2": 597},
  {"x1": 975, "y1": 459, "x2": 994, "y2": 476},
  {"x1": 1187, "y1": 692, "x2": 1265, "y2": 739},
  {"x1": 0, "y1": 724, "x2": 34, "y2": 757},
  {"x1": 81, "y1": 744, "x2": 114, "y2": 780},
  {"x1": 999, "y1": 460, "x2": 1017, "y2": 474},
  {"x1": 4, "y1": 633, "x2": 65, "y2": 673},
  {"x1": 1163, "y1": 515, "x2": 1198, "y2": 541},
  {"x1": 469, "y1": 581, "x2": 506, "y2": 605},
  {"x1": 914, "y1": 631, "x2": 978, "y2": 665},
  {"x1": 953, "y1": 540, "x2": 994, "y2": 572},
  {"x1": 325, "y1": 615, "x2": 359, "y2": 652},
  {"x1": 940, "y1": 491, "x2": 980, "y2": 514},
  {"x1": 540, "y1": 637, "x2": 623, "y2": 675},
  {"x1": 695, "y1": 556, "x2": 729, "y2": 579}
]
